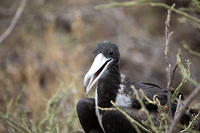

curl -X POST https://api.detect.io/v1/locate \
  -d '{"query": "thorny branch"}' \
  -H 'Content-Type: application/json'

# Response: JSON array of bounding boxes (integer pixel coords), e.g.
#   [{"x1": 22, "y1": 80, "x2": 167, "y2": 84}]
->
[
  {"x1": 164, "y1": 3, "x2": 175, "y2": 118},
  {"x1": 0, "y1": 0, "x2": 27, "y2": 44}
]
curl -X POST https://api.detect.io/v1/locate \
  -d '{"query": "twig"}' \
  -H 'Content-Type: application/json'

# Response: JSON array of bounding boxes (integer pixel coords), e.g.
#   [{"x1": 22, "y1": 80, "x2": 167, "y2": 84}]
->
[
  {"x1": 131, "y1": 85, "x2": 158, "y2": 133},
  {"x1": 174, "y1": 95, "x2": 182, "y2": 117},
  {"x1": 164, "y1": 3, "x2": 175, "y2": 118},
  {"x1": 95, "y1": 0, "x2": 148, "y2": 9},
  {"x1": 180, "y1": 111, "x2": 200, "y2": 132},
  {"x1": 171, "y1": 78, "x2": 186, "y2": 103},
  {"x1": 176, "y1": 50, "x2": 198, "y2": 86},
  {"x1": 0, "y1": 0, "x2": 27, "y2": 44},
  {"x1": 95, "y1": 1, "x2": 200, "y2": 24},
  {"x1": 110, "y1": 101, "x2": 151, "y2": 133},
  {"x1": 139, "y1": 90, "x2": 157, "y2": 105},
  {"x1": 168, "y1": 84, "x2": 200, "y2": 133},
  {"x1": 171, "y1": 55, "x2": 191, "y2": 103},
  {"x1": 149, "y1": 3, "x2": 200, "y2": 24},
  {"x1": 97, "y1": 106, "x2": 116, "y2": 111},
  {"x1": 170, "y1": 64, "x2": 178, "y2": 87},
  {"x1": 183, "y1": 42, "x2": 200, "y2": 57}
]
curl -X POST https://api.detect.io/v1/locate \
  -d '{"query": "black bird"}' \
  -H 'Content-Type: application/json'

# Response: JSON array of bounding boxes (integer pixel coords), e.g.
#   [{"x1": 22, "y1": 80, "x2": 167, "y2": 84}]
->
[{"x1": 76, "y1": 41, "x2": 188, "y2": 133}]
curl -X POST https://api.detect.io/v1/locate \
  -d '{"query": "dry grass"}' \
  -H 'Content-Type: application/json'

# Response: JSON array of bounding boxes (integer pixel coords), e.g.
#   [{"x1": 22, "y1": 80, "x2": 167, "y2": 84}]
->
[{"x1": 0, "y1": 9, "x2": 86, "y2": 132}]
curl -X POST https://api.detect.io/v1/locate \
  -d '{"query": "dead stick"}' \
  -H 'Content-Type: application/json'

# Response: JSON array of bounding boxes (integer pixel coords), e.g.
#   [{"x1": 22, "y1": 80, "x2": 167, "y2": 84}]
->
[
  {"x1": 174, "y1": 95, "x2": 182, "y2": 116},
  {"x1": 164, "y1": 3, "x2": 175, "y2": 118}
]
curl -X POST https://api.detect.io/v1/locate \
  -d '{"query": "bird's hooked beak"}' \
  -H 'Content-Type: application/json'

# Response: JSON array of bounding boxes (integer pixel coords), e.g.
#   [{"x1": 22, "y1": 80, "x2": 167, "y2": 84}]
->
[{"x1": 84, "y1": 53, "x2": 113, "y2": 96}]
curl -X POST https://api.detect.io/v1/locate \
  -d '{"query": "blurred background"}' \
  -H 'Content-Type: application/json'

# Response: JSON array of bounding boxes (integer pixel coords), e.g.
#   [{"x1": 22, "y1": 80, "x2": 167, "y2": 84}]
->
[{"x1": 0, "y1": 0, "x2": 200, "y2": 132}]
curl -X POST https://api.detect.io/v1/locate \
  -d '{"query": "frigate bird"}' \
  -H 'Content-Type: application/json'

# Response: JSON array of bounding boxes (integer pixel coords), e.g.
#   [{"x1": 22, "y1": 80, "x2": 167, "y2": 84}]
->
[{"x1": 76, "y1": 41, "x2": 191, "y2": 133}]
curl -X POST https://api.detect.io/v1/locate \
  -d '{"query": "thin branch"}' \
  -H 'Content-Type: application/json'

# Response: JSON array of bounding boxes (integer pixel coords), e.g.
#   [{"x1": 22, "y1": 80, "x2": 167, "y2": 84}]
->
[
  {"x1": 97, "y1": 106, "x2": 115, "y2": 111},
  {"x1": 131, "y1": 85, "x2": 158, "y2": 133},
  {"x1": 110, "y1": 101, "x2": 150, "y2": 133},
  {"x1": 170, "y1": 64, "x2": 178, "y2": 87},
  {"x1": 181, "y1": 111, "x2": 200, "y2": 132},
  {"x1": 164, "y1": 3, "x2": 175, "y2": 118},
  {"x1": 176, "y1": 50, "x2": 198, "y2": 86},
  {"x1": 183, "y1": 43, "x2": 200, "y2": 57},
  {"x1": 0, "y1": 0, "x2": 27, "y2": 44},
  {"x1": 174, "y1": 95, "x2": 182, "y2": 117},
  {"x1": 171, "y1": 53, "x2": 192, "y2": 103},
  {"x1": 168, "y1": 84, "x2": 200, "y2": 133},
  {"x1": 95, "y1": 1, "x2": 200, "y2": 24},
  {"x1": 149, "y1": 3, "x2": 200, "y2": 24},
  {"x1": 171, "y1": 78, "x2": 186, "y2": 102},
  {"x1": 95, "y1": 0, "x2": 148, "y2": 9}
]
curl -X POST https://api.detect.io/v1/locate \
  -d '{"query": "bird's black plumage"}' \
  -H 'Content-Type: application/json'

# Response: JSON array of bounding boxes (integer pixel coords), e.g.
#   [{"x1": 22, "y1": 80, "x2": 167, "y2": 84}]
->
[
  {"x1": 76, "y1": 97, "x2": 104, "y2": 133},
  {"x1": 76, "y1": 41, "x2": 193, "y2": 133}
]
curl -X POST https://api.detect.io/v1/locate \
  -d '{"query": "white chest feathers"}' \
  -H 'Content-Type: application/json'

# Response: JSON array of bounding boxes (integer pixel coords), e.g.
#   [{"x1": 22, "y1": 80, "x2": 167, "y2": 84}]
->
[{"x1": 115, "y1": 84, "x2": 132, "y2": 107}]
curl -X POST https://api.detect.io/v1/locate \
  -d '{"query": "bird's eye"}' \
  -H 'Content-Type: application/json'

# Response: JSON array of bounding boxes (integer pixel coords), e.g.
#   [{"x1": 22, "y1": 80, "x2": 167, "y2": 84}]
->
[{"x1": 109, "y1": 51, "x2": 113, "y2": 56}]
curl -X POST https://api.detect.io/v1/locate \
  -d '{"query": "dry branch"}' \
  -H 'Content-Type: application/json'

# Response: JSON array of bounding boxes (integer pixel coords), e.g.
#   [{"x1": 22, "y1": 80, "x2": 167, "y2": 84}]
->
[
  {"x1": 164, "y1": 3, "x2": 175, "y2": 118},
  {"x1": 0, "y1": 0, "x2": 27, "y2": 44},
  {"x1": 174, "y1": 95, "x2": 182, "y2": 117}
]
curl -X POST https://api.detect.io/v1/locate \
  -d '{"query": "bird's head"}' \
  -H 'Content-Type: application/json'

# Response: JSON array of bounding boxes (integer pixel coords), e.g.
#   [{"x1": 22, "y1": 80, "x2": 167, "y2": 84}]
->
[{"x1": 84, "y1": 41, "x2": 120, "y2": 95}]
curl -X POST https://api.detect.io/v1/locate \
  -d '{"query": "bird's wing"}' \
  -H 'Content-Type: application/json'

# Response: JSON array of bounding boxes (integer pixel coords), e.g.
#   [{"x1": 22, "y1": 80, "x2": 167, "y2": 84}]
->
[
  {"x1": 120, "y1": 74, "x2": 168, "y2": 107},
  {"x1": 133, "y1": 81, "x2": 168, "y2": 105}
]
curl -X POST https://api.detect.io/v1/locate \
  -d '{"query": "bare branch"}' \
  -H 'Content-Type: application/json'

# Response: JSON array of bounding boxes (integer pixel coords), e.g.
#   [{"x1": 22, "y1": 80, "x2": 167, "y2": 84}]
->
[
  {"x1": 0, "y1": 0, "x2": 27, "y2": 44},
  {"x1": 169, "y1": 84, "x2": 200, "y2": 133},
  {"x1": 174, "y1": 95, "x2": 182, "y2": 117},
  {"x1": 164, "y1": 3, "x2": 175, "y2": 118}
]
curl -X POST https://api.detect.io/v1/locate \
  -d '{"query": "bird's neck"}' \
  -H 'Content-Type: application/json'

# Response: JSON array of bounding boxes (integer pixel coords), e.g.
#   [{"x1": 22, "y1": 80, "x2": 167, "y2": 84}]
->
[{"x1": 97, "y1": 63, "x2": 120, "y2": 108}]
